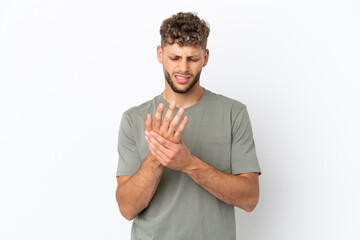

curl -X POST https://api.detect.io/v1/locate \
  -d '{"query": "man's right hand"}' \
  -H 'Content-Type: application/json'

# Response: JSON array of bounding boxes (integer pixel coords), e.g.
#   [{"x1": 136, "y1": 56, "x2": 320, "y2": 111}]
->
[
  {"x1": 116, "y1": 101, "x2": 189, "y2": 220},
  {"x1": 145, "y1": 101, "x2": 188, "y2": 144}
]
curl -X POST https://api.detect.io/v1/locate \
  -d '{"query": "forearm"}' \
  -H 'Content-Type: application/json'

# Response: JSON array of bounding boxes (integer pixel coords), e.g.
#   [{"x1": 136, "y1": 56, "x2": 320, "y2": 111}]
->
[
  {"x1": 116, "y1": 153, "x2": 164, "y2": 220},
  {"x1": 184, "y1": 156, "x2": 259, "y2": 212}
]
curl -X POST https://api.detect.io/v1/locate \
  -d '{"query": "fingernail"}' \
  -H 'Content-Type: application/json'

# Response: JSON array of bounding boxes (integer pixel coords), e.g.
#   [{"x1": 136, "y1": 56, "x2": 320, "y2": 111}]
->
[
  {"x1": 145, "y1": 136, "x2": 149, "y2": 141},
  {"x1": 179, "y1": 107, "x2": 184, "y2": 113},
  {"x1": 160, "y1": 103, "x2": 164, "y2": 109},
  {"x1": 150, "y1": 131, "x2": 155, "y2": 136},
  {"x1": 170, "y1": 101, "x2": 176, "y2": 107},
  {"x1": 145, "y1": 131, "x2": 149, "y2": 135}
]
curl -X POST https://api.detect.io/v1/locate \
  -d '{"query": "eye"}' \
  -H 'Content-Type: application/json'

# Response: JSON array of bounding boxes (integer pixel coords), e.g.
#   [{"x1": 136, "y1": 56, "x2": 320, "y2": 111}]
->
[
  {"x1": 169, "y1": 57, "x2": 179, "y2": 61},
  {"x1": 189, "y1": 58, "x2": 200, "y2": 62}
]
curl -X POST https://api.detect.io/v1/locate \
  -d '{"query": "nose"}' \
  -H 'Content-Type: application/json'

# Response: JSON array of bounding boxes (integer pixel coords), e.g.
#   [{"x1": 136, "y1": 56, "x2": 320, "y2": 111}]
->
[{"x1": 179, "y1": 59, "x2": 189, "y2": 73}]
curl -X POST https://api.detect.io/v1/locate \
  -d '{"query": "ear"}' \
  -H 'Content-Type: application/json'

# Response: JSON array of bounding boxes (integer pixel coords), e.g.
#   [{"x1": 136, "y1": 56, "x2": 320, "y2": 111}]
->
[
  {"x1": 203, "y1": 49, "x2": 209, "y2": 67},
  {"x1": 157, "y1": 45, "x2": 163, "y2": 64}
]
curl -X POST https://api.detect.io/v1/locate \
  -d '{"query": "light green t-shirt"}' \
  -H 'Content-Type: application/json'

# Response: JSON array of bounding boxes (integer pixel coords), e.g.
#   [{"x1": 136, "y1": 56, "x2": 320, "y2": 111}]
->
[{"x1": 116, "y1": 88, "x2": 261, "y2": 240}]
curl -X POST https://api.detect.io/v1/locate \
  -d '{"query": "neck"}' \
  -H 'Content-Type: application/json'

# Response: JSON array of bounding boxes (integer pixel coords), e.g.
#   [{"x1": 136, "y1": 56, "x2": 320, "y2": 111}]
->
[{"x1": 162, "y1": 84, "x2": 204, "y2": 109}]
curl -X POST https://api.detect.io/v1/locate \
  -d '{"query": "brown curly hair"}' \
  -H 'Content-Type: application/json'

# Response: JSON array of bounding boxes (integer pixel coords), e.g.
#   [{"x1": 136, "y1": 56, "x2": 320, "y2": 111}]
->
[{"x1": 160, "y1": 12, "x2": 210, "y2": 49}]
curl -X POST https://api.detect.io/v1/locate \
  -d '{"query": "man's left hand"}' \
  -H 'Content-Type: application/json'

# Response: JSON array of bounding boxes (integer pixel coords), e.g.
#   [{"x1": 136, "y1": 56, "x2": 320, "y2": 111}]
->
[{"x1": 145, "y1": 131, "x2": 195, "y2": 172}]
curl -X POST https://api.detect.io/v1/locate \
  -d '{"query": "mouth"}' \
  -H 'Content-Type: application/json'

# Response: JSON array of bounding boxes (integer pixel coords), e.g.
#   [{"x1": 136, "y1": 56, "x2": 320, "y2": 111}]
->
[{"x1": 174, "y1": 74, "x2": 191, "y2": 84}]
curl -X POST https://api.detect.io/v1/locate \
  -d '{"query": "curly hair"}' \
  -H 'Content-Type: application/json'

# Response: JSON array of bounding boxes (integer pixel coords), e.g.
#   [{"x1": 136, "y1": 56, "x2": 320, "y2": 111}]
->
[{"x1": 160, "y1": 12, "x2": 210, "y2": 49}]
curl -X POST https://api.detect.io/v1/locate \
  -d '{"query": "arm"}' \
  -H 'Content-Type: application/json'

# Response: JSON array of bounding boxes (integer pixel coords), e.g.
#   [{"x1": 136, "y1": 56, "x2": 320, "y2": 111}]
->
[
  {"x1": 145, "y1": 131, "x2": 260, "y2": 212},
  {"x1": 116, "y1": 101, "x2": 188, "y2": 220},
  {"x1": 185, "y1": 156, "x2": 259, "y2": 212},
  {"x1": 116, "y1": 153, "x2": 164, "y2": 220}
]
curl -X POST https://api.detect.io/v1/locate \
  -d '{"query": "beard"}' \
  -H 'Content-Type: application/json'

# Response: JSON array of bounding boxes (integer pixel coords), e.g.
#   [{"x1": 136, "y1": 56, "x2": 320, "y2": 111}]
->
[{"x1": 164, "y1": 68, "x2": 202, "y2": 94}]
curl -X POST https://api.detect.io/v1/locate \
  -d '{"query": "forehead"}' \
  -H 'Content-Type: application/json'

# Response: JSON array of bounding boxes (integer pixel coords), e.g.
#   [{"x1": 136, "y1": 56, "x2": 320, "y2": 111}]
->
[{"x1": 163, "y1": 43, "x2": 204, "y2": 56}]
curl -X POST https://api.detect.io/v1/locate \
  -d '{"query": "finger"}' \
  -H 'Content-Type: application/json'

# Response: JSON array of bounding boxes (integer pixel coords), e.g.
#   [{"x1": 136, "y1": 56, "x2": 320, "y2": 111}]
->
[
  {"x1": 144, "y1": 131, "x2": 150, "y2": 143},
  {"x1": 149, "y1": 147, "x2": 168, "y2": 167},
  {"x1": 145, "y1": 135, "x2": 167, "y2": 165},
  {"x1": 149, "y1": 143, "x2": 167, "y2": 167},
  {"x1": 150, "y1": 131, "x2": 175, "y2": 150},
  {"x1": 173, "y1": 116, "x2": 188, "y2": 142},
  {"x1": 148, "y1": 133, "x2": 173, "y2": 158},
  {"x1": 153, "y1": 103, "x2": 164, "y2": 132},
  {"x1": 145, "y1": 114, "x2": 153, "y2": 132},
  {"x1": 160, "y1": 101, "x2": 176, "y2": 134},
  {"x1": 167, "y1": 107, "x2": 184, "y2": 141}
]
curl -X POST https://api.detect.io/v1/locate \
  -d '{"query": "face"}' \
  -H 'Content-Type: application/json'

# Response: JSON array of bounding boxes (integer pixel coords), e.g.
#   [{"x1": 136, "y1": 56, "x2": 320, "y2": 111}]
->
[{"x1": 157, "y1": 43, "x2": 209, "y2": 94}]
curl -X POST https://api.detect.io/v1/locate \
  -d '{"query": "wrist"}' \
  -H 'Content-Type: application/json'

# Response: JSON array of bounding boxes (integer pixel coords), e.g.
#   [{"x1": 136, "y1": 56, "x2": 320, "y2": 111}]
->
[
  {"x1": 146, "y1": 153, "x2": 164, "y2": 170},
  {"x1": 183, "y1": 155, "x2": 199, "y2": 174}
]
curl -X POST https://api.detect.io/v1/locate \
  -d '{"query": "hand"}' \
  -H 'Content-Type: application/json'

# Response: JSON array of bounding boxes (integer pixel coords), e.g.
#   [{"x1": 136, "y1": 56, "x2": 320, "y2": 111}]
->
[
  {"x1": 145, "y1": 131, "x2": 195, "y2": 172},
  {"x1": 144, "y1": 101, "x2": 187, "y2": 143}
]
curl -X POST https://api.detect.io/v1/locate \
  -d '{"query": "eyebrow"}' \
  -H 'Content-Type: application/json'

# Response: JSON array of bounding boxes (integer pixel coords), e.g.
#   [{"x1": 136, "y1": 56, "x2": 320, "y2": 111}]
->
[{"x1": 168, "y1": 54, "x2": 201, "y2": 58}]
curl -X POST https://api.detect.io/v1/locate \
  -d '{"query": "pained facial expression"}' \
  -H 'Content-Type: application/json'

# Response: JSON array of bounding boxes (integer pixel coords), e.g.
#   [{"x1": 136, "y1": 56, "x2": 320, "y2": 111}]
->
[{"x1": 157, "y1": 43, "x2": 209, "y2": 94}]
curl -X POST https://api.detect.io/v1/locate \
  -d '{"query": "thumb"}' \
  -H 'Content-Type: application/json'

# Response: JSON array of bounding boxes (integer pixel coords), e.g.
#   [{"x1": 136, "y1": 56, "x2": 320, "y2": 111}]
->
[{"x1": 145, "y1": 114, "x2": 153, "y2": 132}]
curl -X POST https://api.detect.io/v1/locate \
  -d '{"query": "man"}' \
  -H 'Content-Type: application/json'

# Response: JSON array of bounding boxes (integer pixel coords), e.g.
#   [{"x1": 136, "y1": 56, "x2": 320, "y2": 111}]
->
[{"x1": 116, "y1": 12, "x2": 261, "y2": 240}]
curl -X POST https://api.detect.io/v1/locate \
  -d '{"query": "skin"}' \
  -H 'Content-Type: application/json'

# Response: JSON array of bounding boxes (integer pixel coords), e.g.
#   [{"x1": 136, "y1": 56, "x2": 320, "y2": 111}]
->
[
  {"x1": 145, "y1": 131, "x2": 259, "y2": 212},
  {"x1": 157, "y1": 43, "x2": 209, "y2": 108},
  {"x1": 116, "y1": 42, "x2": 259, "y2": 220},
  {"x1": 116, "y1": 102, "x2": 187, "y2": 220}
]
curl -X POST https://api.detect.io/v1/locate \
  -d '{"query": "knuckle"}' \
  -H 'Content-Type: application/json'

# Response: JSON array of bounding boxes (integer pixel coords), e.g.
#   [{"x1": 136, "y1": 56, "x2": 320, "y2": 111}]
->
[
  {"x1": 174, "y1": 147, "x2": 180, "y2": 155},
  {"x1": 164, "y1": 116, "x2": 171, "y2": 122},
  {"x1": 170, "y1": 122, "x2": 177, "y2": 129}
]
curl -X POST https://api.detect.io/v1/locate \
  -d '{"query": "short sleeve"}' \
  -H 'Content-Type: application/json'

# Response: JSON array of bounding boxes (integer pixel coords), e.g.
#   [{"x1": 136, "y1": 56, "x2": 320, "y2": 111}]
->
[
  {"x1": 116, "y1": 111, "x2": 142, "y2": 176},
  {"x1": 231, "y1": 106, "x2": 261, "y2": 175}
]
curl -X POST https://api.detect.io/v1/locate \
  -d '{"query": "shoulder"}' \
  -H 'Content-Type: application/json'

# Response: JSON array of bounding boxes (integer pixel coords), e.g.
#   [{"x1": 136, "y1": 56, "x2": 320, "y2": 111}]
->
[
  {"x1": 205, "y1": 89, "x2": 247, "y2": 113},
  {"x1": 123, "y1": 96, "x2": 158, "y2": 122}
]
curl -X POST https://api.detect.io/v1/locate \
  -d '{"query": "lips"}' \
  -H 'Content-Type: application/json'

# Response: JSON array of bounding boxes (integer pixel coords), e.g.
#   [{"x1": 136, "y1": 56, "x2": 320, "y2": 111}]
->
[{"x1": 175, "y1": 75, "x2": 191, "y2": 84}]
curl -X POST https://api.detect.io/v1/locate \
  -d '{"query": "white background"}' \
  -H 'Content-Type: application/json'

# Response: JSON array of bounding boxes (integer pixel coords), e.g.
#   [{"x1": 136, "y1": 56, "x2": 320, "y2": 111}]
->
[{"x1": 1, "y1": 0, "x2": 359, "y2": 239}]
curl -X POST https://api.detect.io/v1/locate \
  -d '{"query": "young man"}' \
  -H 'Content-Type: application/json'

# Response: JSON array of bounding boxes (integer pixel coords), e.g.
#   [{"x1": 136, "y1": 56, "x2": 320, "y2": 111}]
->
[{"x1": 116, "y1": 12, "x2": 261, "y2": 240}]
